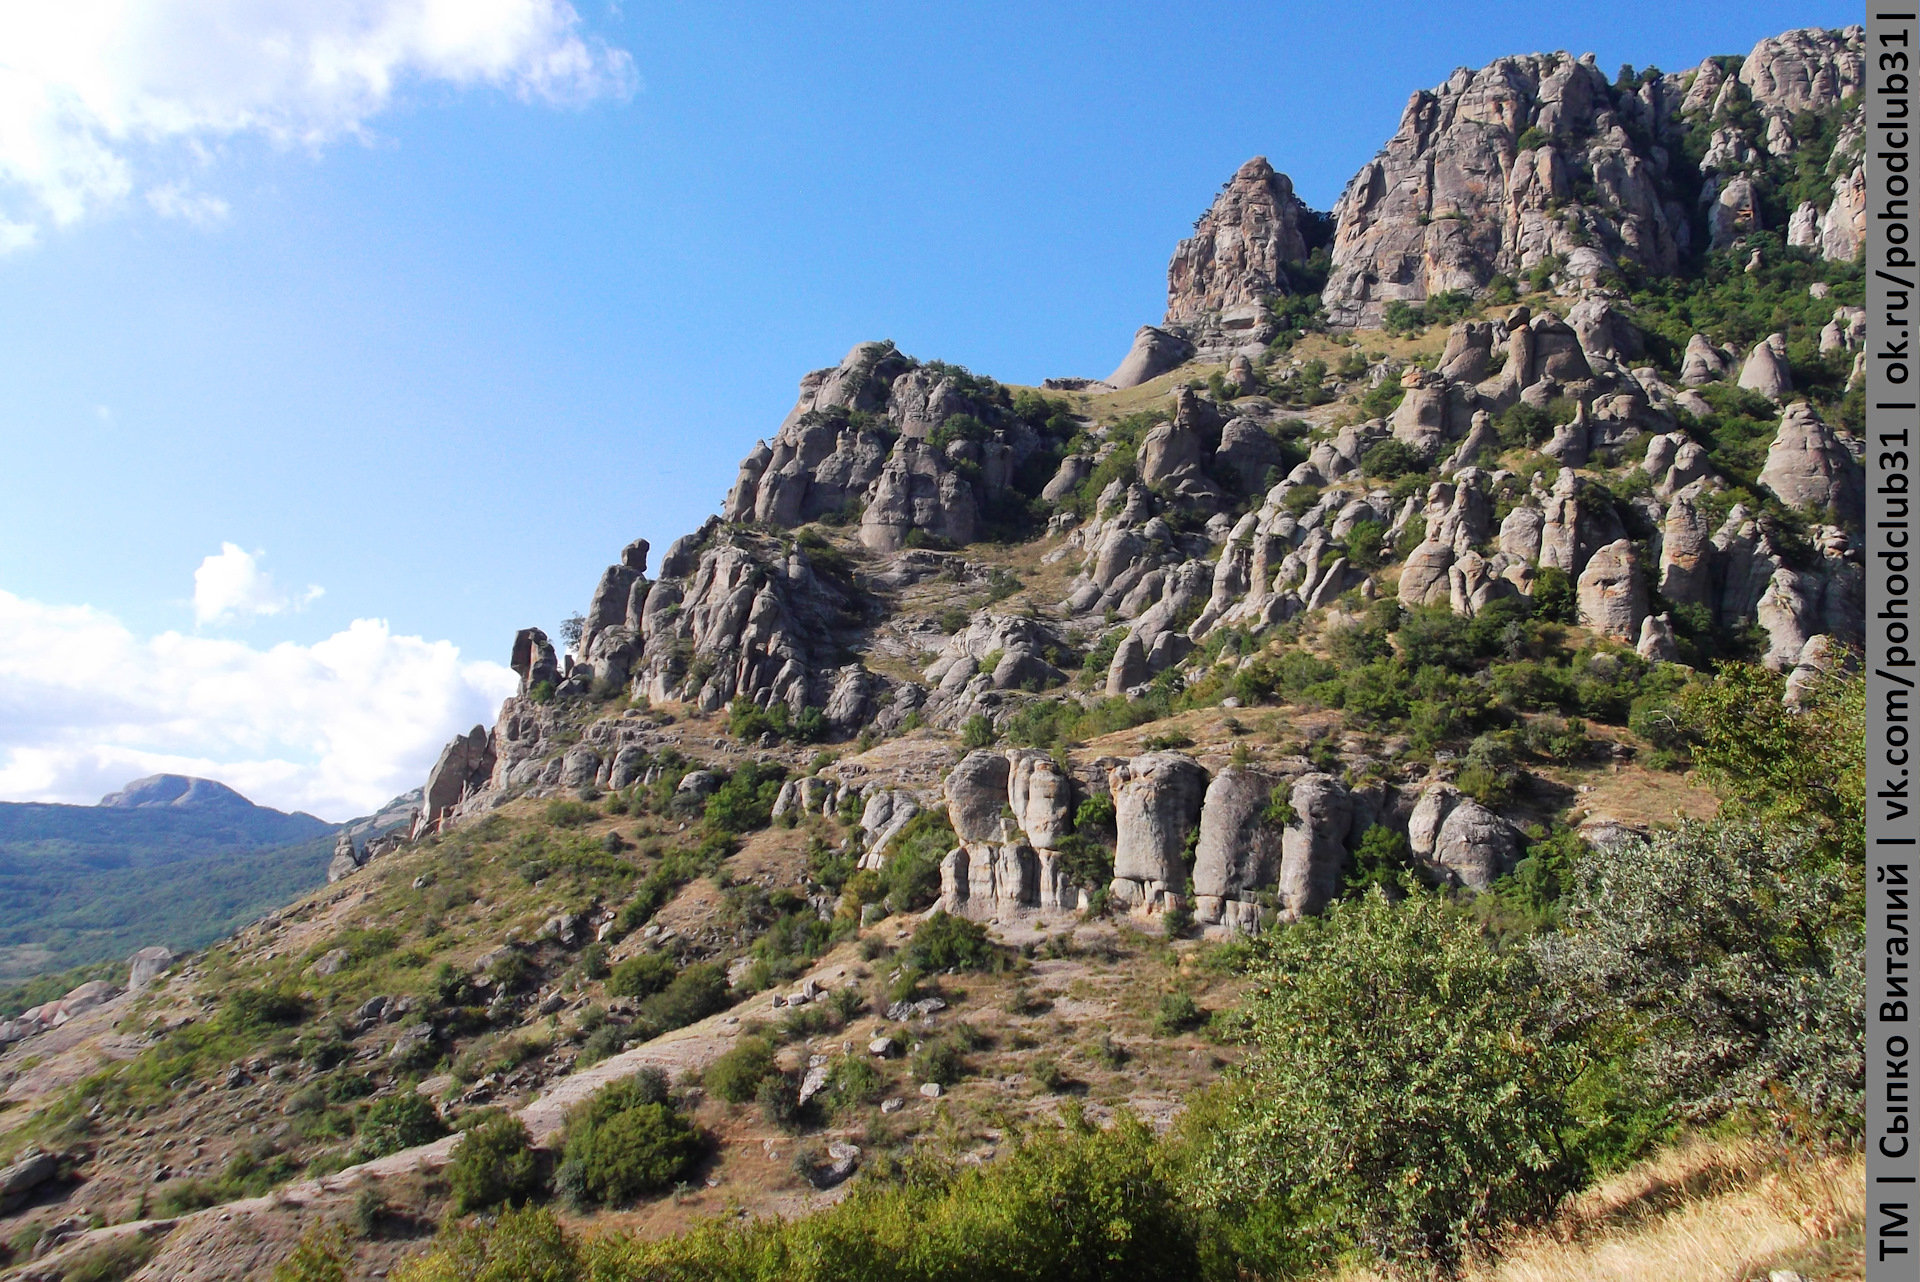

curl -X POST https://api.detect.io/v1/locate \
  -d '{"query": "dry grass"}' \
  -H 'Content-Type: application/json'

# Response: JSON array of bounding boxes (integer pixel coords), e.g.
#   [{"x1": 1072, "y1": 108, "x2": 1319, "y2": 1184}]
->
[{"x1": 1335, "y1": 1139, "x2": 1865, "y2": 1282}]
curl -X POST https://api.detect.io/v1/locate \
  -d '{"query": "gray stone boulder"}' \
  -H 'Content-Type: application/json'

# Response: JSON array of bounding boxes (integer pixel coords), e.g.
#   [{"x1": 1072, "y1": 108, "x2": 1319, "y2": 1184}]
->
[
  {"x1": 0, "y1": 1151, "x2": 58, "y2": 1213},
  {"x1": 1680, "y1": 334, "x2": 1735, "y2": 386},
  {"x1": 1108, "y1": 752, "x2": 1208, "y2": 909},
  {"x1": 127, "y1": 946, "x2": 175, "y2": 994},
  {"x1": 1737, "y1": 336, "x2": 1792, "y2": 400},
  {"x1": 1576, "y1": 540, "x2": 1648, "y2": 640},
  {"x1": 1277, "y1": 773, "x2": 1354, "y2": 922},
  {"x1": 1041, "y1": 455, "x2": 1093, "y2": 502},
  {"x1": 1192, "y1": 767, "x2": 1285, "y2": 929},
  {"x1": 1007, "y1": 751, "x2": 1073, "y2": 849},
  {"x1": 946, "y1": 751, "x2": 1014, "y2": 845},
  {"x1": 1214, "y1": 417, "x2": 1282, "y2": 493},
  {"x1": 1108, "y1": 326, "x2": 1193, "y2": 390},
  {"x1": 1432, "y1": 800, "x2": 1524, "y2": 890},
  {"x1": 1759, "y1": 402, "x2": 1863, "y2": 522},
  {"x1": 326, "y1": 831, "x2": 362, "y2": 883},
  {"x1": 417, "y1": 724, "x2": 494, "y2": 836}
]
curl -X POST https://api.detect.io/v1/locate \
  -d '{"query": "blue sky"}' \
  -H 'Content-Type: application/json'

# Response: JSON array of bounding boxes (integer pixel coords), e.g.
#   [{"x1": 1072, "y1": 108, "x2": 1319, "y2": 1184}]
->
[{"x1": 0, "y1": 1, "x2": 1856, "y2": 816}]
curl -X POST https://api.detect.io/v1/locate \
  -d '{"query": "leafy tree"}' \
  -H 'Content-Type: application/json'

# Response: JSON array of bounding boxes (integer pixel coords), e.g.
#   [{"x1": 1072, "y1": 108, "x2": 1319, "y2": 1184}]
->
[
  {"x1": 557, "y1": 1076, "x2": 700, "y2": 1207},
  {"x1": 1535, "y1": 819, "x2": 1863, "y2": 1139},
  {"x1": 360, "y1": 1092, "x2": 447, "y2": 1158},
  {"x1": 272, "y1": 1226, "x2": 349, "y2": 1282},
  {"x1": 607, "y1": 951, "x2": 676, "y2": 999},
  {"x1": 1676, "y1": 664, "x2": 1864, "y2": 866},
  {"x1": 391, "y1": 1205, "x2": 581, "y2": 1282},
  {"x1": 447, "y1": 1114, "x2": 544, "y2": 1214},
  {"x1": 705, "y1": 1037, "x2": 777, "y2": 1104},
  {"x1": 1196, "y1": 891, "x2": 1588, "y2": 1275},
  {"x1": 903, "y1": 912, "x2": 1000, "y2": 973}
]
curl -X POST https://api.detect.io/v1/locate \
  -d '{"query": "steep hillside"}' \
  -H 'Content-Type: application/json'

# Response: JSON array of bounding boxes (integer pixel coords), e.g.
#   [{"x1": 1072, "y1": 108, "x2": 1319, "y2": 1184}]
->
[{"x1": 0, "y1": 23, "x2": 1866, "y2": 1282}]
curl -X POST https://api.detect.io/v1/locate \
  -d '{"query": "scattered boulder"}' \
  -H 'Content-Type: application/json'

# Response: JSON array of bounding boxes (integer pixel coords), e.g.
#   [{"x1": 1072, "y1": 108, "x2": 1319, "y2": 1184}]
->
[
  {"x1": 1737, "y1": 335, "x2": 1792, "y2": 400},
  {"x1": 127, "y1": 946, "x2": 175, "y2": 994},
  {"x1": 1108, "y1": 326, "x2": 1194, "y2": 390}
]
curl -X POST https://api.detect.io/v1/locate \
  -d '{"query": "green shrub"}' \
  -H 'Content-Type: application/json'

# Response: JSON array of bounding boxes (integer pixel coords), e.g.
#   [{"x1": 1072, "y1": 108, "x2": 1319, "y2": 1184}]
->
[
  {"x1": 824, "y1": 1054, "x2": 883, "y2": 1112},
  {"x1": 1153, "y1": 992, "x2": 1204, "y2": 1036},
  {"x1": 390, "y1": 1205, "x2": 580, "y2": 1282},
  {"x1": 705, "y1": 1037, "x2": 777, "y2": 1104},
  {"x1": 607, "y1": 951, "x2": 676, "y2": 999},
  {"x1": 270, "y1": 1225, "x2": 348, "y2": 1282},
  {"x1": 545, "y1": 799, "x2": 596, "y2": 827},
  {"x1": 401, "y1": 1114, "x2": 1200, "y2": 1280},
  {"x1": 1531, "y1": 565, "x2": 1577, "y2": 622},
  {"x1": 961, "y1": 714, "x2": 996, "y2": 749},
  {"x1": 558, "y1": 1078, "x2": 700, "y2": 1206},
  {"x1": 911, "y1": 1037, "x2": 967, "y2": 1087},
  {"x1": 63, "y1": 1236, "x2": 158, "y2": 1282},
  {"x1": 903, "y1": 912, "x2": 999, "y2": 973},
  {"x1": 637, "y1": 961, "x2": 733, "y2": 1032},
  {"x1": 360, "y1": 1092, "x2": 447, "y2": 1158},
  {"x1": 447, "y1": 1114, "x2": 544, "y2": 1213},
  {"x1": 1361, "y1": 439, "x2": 1422, "y2": 478},
  {"x1": 1194, "y1": 890, "x2": 1589, "y2": 1274}
]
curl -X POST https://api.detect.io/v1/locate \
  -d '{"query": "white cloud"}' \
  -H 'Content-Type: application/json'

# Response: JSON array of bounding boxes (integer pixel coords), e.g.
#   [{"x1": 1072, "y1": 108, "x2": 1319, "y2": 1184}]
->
[
  {"x1": 146, "y1": 180, "x2": 229, "y2": 225},
  {"x1": 0, "y1": 587, "x2": 518, "y2": 822},
  {"x1": 192, "y1": 543, "x2": 323, "y2": 625},
  {"x1": 0, "y1": 0, "x2": 636, "y2": 239}
]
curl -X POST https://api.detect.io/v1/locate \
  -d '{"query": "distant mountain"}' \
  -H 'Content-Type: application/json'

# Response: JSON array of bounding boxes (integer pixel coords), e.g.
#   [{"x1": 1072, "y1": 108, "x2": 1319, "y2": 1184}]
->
[
  {"x1": 98, "y1": 774, "x2": 262, "y2": 810},
  {"x1": 0, "y1": 776, "x2": 412, "y2": 983}
]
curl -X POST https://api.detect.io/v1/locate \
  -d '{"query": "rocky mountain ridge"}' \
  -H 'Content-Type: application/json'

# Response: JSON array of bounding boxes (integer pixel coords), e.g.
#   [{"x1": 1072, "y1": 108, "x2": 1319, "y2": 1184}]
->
[{"x1": 0, "y1": 23, "x2": 1870, "y2": 1281}]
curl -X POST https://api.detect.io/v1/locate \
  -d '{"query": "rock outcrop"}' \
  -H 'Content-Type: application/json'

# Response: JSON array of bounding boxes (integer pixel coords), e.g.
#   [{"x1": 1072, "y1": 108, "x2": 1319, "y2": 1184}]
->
[
  {"x1": 1107, "y1": 752, "x2": 1208, "y2": 915},
  {"x1": 1320, "y1": 27, "x2": 1866, "y2": 324},
  {"x1": 1162, "y1": 156, "x2": 1312, "y2": 360},
  {"x1": 1759, "y1": 402, "x2": 1863, "y2": 521},
  {"x1": 1191, "y1": 767, "x2": 1285, "y2": 933}
]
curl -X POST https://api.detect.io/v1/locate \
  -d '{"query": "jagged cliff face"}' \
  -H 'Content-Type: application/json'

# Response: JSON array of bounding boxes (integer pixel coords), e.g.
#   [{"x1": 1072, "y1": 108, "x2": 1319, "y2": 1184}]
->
[
  {"x1": 1318, "y1": 26, "x2": 1865, "y2": 325},
  {"x1": 722, "y1": 342, "x2": 1049, "y2": 552},
  {"x1": 408, "y1": 23, "x2": 1868, "y2": 918},
  {"x1": 1163, "y1": 156, "x2": 1311, "y2": 360}
]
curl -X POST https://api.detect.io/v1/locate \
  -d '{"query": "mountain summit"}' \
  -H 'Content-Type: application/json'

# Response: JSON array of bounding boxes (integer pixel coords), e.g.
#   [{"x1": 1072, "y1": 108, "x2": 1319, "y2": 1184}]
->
[{"x1": 97, "y1": 774, "x2": 256, "y2": 811}]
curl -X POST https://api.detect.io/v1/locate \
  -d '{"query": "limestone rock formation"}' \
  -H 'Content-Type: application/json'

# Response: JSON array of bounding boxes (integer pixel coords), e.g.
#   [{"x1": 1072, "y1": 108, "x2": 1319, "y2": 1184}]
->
[
  {"x1": 1108, "y1": 752, "x2": 1208, "y2": 913},
  {"x1": 326, "y1": 832, "x2": 363, "y2": 883},
  {"x1": 1737, "y1": 336, "x2": 1793, "y2": 400},
  {"x1": 1323, "y1": 52, "x2": 1685, "y2": 325},
  {"x1": 1108, "y1": 326, "x2": 1194, "y2": 390},
  {"x1": 1192, "y1": 767, "x2": 1285, "y2": 932},
  {"x1": 1577, "y1": 540, "x2": 1648, "y2": 640},
  {"x1": 1163, "y1": 156, "x2": 1311, "y2": 360},
  {"x1": 127, "y1": 946, "x2": 175, "y2": 994},
  {"x1": 1277, "y1": 773, "x2": 1353, "y2": 922},
  {"x1": 1759, "y1": 402, "x2": 1863, "y2": 522}
]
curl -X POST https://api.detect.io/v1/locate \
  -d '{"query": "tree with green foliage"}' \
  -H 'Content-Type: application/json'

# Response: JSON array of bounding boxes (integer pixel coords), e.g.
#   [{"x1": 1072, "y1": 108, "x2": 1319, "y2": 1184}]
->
[
  {"x1": 556, "y1": 1073, "x2": 700, "y2": 1208},
  {"x1": 1675, "y1": 664, "x2": 1863, "y2": 866},
  {"x1": 447, "y1": 1114, "x2": 544, "y2": 1214},
  {"x1": 360, "y1": 1092, "x2": 447, "y2": 1158},
  {"x1": 1195, "y1": 890, "x2": 1588, "y2": 1275},
  {"x1": 392, "y1": 1205, "x2": 581, "y2": 1282},
  {"x1": 903, "y1": 912, "x2": 1000, "y2": 973},
  {"x1": 1535, "y1": 819, "x2": 1862, "y2": 1140}
]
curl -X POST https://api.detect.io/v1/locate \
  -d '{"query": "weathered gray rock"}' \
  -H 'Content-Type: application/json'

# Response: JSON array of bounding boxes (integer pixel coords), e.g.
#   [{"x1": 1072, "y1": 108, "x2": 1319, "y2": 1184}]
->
[
  {"x1": 1109, "y1": 753, "x2": 1208, "y2": 905},
  {"x1": 417, "y1": 724, "x2": 494, "y2": 836},
  {"x1": 1737, "y1": 336, "x2": 1793, "y2": 400},
  {"x1": 1637, "y1": 612, "x2": 1680, "y2": 662},
  {"x1": 1324, "y1": 52, "x2": 1683, "y2": 326},
  {"x1": 1680, "y1": 334, "x2": 1735, "y2": 386},
  {"x1": 127, "y1": 946, "x2": 175, "y2": 994},
  {"x1": 1577, "y1": 539, "x2": 1648, "y2": 640},
  {"x1": 1431, "y1": 798, "x2": 1523, "y2": 890},
  {"x1": 1659, "y1": 492, "x2": 1715, "y2": 608},
  {"x1": 1192, "y1": 767, "x2": 1284, "y2": 926},
  {"x1": 1398, "y1": 538, "x2": 1455, "y2": 608},
  {"x1": 1041, "y1": 455, "x2": 1093, "y2": 502},
  {"x1": 946, "y1": 751, "x2": 1014, "y2": 845},
  {"x1": 1759, "y1": 402, "x2": 1863, "y2": 521},
  {"x1": 1164, "y1": 156, "x2": 1310, "y2": 358},
  {"x1": 1007, "y1": 751, "x2": 1073, "y2": 849},
  {"x1": 1214, "y1": 417, "x2": 1282, "y2": 493},
  {"x1": 1277, "y1": 773, "x2": 1354, "y2": 922},
  {"x1": 326, "y1": 831, "x2": 363, "y2": 884},
  {"x1": 1108, "y1": 326, "x2": 1194, "y2": 390},
  {"x1": 0, "y1": 1151, "x2": 58, "y2": 1213}
]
